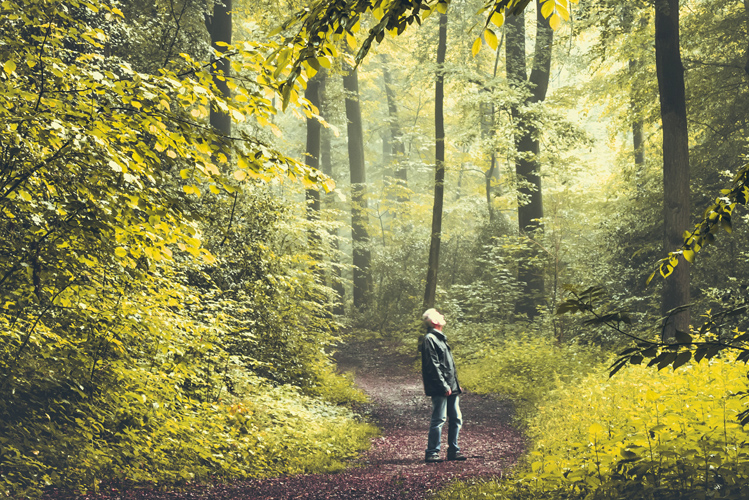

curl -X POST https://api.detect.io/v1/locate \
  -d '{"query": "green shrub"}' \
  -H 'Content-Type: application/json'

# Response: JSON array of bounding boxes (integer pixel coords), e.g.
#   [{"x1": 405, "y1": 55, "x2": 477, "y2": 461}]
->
[
  {"x1": 433, "y1": 355, "x2": 749, "y2": 500},
  {"x1": 457, "y1": 332, "x2": 604, "y2": 411}
]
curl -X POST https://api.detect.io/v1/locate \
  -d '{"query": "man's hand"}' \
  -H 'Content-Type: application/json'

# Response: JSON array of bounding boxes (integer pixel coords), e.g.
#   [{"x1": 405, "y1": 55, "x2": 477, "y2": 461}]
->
[{"x1": 445, "y1": 389, "x2": 452, "y2": 396}]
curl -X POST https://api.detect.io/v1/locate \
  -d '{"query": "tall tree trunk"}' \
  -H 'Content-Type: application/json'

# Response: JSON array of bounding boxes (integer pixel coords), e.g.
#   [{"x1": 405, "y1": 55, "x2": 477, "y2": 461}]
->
[
  {"x1": 319, "y1": 71, "x2": 346, "y2": 315},
  {"x1": 655, "y1": 0, "x2": 690, "y2": 340},
  {"x1": 423, "y1": 12, "x2": 448, "y2": 310},
  {"x1": 485, "y1": 45, "x2": 503, "y2": 222},
  {"x1": 382, "y1": 57, "x2": 408, "y2": 197},
  {"x1": 320, "y1": 71, "x2": 332, "y2": 177},
  {"x1": 744, "y1": 0, "x2": 749, "y2": 76},
  {"x1": 631, "y1": 59, "x2": 645, "y2": 196},
  {"x1": 343, "y1": 65, "x2": 372, "y2": 309},
  {"x1": 205, "y1": 0, "x2": 232, "y2": 141},
  {"x1": 507, "y1": 3, "x2": 552, "y2": 320},
  {"x1": 304, "y1": 75, "x2": 322, "y2": 258}
]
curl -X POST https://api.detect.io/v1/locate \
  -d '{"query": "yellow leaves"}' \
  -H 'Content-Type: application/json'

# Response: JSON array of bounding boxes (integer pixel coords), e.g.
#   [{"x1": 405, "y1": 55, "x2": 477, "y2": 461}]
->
[
  {"x1": 190, "y1": 106, "x2": 208, "y2": 119},
  {"x1": 17, "y1": 190, "x2": 31, "y2": 202},
  {"x1": 230, "y1": 109, "x2": 245, "y2": 122},
  {"x1": 471, "y1": 37, "x2": 482, "y2": 57},
  {"x1": 490, "y1": 11, "x2": 505, "y2": 27},
  {"x1": 4, "y1": 60, "x2": 17, "y2": 75},
  {"x1": 233, "y1": 170, "x2": 247, "y2": 182},
  {"x1": 683, "y1": 249, "x2": 695, "y2": 263},
  {"x1": 539, "y1": 0, "x2": 572, "y2": 30},
  {"x1": 541, "y1": 0, "x2": 555, "y2": 18},
  {"x1": 549, "y1": 13, "x2": 561, "y2": 30},
  {"x1": 588, "y1": 422, "x2": 604, "y2": 436},
  {"x1": 115, "y1": 247, "x2": 128, "y2": 258},
  {"x1": 322, "y1": 177, "x2": 336, "y2": 193},
  {"x1": 484, "y1": 29, "x2": 499, "y2": 50},
  {"x1": 201, "y1": 250, "x2": 216, "y2": 264},
  {"x1": 346, "y1": 32, "x2": 357, "y2": 50},
  {"x1": 435, "y1": 1, "x2": 448, "y2": 14},
  {"x1": 183, "y1": 185, "x2": 200, "y2": 196}
]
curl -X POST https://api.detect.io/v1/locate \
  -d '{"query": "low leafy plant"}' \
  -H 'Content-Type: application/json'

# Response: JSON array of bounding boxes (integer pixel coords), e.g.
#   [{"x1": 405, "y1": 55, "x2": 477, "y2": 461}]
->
[
  {"x1": 457, "y1": 331, "x2": 603, "y2": 412},
  {"x1": 434, "y1": 354, "x2": 749, "y2": 500}
]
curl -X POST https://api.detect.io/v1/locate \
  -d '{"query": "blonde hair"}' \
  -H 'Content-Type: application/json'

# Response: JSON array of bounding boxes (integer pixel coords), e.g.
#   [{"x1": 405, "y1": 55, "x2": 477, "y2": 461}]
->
[{"x1": 422, "y1": 308, "x2": 446, "y2": 328}]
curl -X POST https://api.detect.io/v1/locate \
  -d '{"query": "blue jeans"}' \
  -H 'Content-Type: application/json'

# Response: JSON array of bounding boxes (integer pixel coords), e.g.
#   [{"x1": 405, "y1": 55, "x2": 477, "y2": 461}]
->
[{"x1": 426, "y1": 394, "x2": 462, "y2": 455}]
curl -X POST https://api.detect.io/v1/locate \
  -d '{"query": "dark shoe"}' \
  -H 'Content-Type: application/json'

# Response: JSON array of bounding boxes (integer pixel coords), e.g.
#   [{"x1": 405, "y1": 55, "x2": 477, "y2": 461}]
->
[
  {"x1": 425, "y1": 453, "x2": 443, "y2": 463},
  {"x1": 447, "y1": 451, "x2": 467, "y2": 461}
]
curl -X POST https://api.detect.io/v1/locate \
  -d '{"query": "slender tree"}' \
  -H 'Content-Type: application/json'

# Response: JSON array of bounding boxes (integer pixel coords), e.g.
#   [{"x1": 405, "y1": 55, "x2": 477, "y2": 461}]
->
[
  {"x1": 381, "y1": 55, "x2": 408, "y2": 194},
  {"x1": 318, "y1": 71, "x2": 346, "y2": 315},
  {"x1": 423, "y1": 12, "x2": 448, "y2": 310},
  {"x1": 205, "y1": 0, "x2": 232, "y2": 141},
  {"x1": 655, "y1": 0, "x2": 690, "y2": 339},
  {"x1": 343, "y1": 63, "x2": 373, "y2": 308},
  {"x1": 304, "y1": 75, "x2": 322, "y2": 251}
]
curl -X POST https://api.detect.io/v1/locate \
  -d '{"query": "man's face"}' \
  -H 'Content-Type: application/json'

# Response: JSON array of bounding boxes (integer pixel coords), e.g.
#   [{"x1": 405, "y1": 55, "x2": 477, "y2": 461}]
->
[{"x1": 431, "y1": 311, "x2": 446, "y2": 327}]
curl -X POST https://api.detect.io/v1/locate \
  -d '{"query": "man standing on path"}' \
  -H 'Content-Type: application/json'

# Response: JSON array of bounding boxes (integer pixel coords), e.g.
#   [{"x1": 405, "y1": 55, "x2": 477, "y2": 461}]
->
[{"x1": 420, "y1": 308, "x2": 466, "y2": 463}]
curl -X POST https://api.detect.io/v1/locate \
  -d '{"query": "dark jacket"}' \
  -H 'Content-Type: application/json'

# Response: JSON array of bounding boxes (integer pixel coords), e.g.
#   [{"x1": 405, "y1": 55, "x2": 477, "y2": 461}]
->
[{"x1": 420, "y1": 327, "x2": 462, "y2": 397}]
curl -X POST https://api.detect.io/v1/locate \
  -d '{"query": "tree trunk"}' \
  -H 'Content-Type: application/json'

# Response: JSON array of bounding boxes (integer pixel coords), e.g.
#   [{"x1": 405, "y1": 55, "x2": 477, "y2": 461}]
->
[
  {"x1": 382, "y1": 57, "x2": 408, "y2": 196},
  {"x1": 485, "y1": 46, "x2": 503, "y2": 222},
  {"x1": 304, "y1": 75, "x2": 322, "y2": 260},
  {"x1": 205, "y1": 0, "x2": 232, "y2": 141},
  {"x1": 317, "y1": 71, "x2": 345, "y2": 315},
  {"x1": 744, "y1": 0, "x2": 749, "y2": 76},
  {"x1": 343, "y1": 65, "x2": 372, "y2": 309},
  {"x1": 631, "y1": 61, "x2": 645, "y2": 196},
  {"x1": 507, "y1": 3, "x2": 552, "y2": 320},
  {"x1": 655, "y1": 0, "x2": 690, "y2": 340},
  {"x1": 423, "y1": 12, "x2": 448, "y2": 310}
]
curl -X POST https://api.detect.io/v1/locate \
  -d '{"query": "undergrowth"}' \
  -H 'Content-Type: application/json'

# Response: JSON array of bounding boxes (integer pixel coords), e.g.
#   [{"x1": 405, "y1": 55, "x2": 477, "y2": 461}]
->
[
  {"x1": 456, "y1": 331, "x2": 603, "y2": 420},
  {"x1": 3, "y1": 370, "x2": 376, "y2": 498},
  {"x1": 435, "y1": 334, "x2": 749, "y2": 500}
]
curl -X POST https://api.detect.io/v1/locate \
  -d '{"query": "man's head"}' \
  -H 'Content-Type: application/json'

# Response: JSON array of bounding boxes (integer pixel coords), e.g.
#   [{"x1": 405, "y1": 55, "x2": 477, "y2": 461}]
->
[{"x1": 422, "y1": 308, "x2": 446, "y2": 330}]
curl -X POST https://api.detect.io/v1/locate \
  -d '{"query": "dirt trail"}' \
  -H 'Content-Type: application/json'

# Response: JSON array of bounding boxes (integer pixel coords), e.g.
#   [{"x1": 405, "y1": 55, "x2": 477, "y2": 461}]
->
[
  {"x1": 46, "y1": 339, "x2": 523, "y2": 499},
  {"x1": 232, "y1": 339, "x2": 524, "y2": 499}
]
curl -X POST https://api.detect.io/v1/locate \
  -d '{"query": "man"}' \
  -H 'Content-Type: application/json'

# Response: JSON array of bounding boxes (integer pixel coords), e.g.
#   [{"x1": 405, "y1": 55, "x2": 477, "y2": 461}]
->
[{"x1": 420, "y1": 308, "x2": 466, "y2": 463}]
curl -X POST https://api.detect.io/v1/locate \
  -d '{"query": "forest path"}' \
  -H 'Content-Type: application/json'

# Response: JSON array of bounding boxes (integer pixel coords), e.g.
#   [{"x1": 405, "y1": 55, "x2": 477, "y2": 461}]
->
[
  {"x1": 50, "y1": 338, "x2": 523, "y2": 499},
  {"x1": 233, "y1": 337, "x2": 525, "y2": 499}
]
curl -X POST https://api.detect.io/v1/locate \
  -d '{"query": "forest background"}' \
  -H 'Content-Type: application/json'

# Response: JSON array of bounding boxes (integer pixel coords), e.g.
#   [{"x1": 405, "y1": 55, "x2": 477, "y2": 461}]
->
[{"x1": 3, "y1": 0, "x2": 749, "y2": 498}]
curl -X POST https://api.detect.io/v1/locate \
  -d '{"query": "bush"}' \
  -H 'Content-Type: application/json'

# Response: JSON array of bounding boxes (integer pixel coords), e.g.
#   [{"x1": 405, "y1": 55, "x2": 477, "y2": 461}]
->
[
  {"x1": 433, "y1": 354, "x2": 749, "y2": 500},
  {"x1": 456, "y1": 331, "x2": 604, "y2": 411}
]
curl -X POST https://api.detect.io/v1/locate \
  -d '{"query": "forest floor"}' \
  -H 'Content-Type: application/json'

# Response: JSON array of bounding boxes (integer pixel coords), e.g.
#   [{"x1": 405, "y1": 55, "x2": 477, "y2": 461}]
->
[{"x1": 49, "y1": 338, "x2": 524, "y2": 499}]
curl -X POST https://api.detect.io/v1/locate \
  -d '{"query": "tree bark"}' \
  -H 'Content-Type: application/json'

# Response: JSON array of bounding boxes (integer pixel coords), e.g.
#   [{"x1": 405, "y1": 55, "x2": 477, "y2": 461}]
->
[
  {"x1": 205, "y1": 0, "x2": 232, "y2": 141},
  {"x1": 744, "y1": 0, "x2": 749, "y2": 76},
  {"x1": 423, "y1": 12, "x2": 448, "y2": 310},
  {"x1": 319, "y1": 71, "x2": 345, "y2": 315},
  {"x1": 304, "y1": 75, "x2": 322, "y2": 259},
  {"x1": 487, "y1": 46, "x2": 504, "y2": 222},
  {"x1": 382, "y1": 57, "x2": 408, "y2": 196},
  {"x1": 631, "y1": 59, "x2": 645, "y2": 196},
  {"x1": 655, "y1": 0, "x2": 690, "y2": 340},
  {"x1": 507, "y1": 3, "x2": 552, "y2": 320},
  {"x1": 343, "y1": 65, "x2": 372, "y2": 309}
]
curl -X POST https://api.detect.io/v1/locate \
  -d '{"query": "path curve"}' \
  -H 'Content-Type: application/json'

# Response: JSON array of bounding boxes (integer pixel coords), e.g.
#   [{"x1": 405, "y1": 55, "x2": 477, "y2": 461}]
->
[
  {"x1": 233, "y1": 339, "x2": 524, "y2": 499},
  {"x1": 44, "y1": 338, "x2": 523, "y2": 499}
]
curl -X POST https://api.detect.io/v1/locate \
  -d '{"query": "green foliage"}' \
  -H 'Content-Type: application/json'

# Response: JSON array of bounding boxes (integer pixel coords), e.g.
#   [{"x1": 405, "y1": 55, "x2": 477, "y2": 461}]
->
[
  {"x1": 456, "y1": 331, "x2": 603, "y2": 412},
  {"x1": 435, "y1": 354, "x2": 749, "y2": 500},
  {"x1": 0, "y1": 1, "x2": 371, "y2": 496}
]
